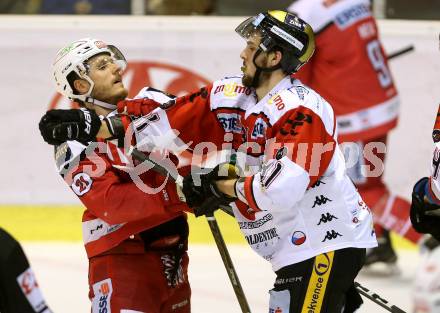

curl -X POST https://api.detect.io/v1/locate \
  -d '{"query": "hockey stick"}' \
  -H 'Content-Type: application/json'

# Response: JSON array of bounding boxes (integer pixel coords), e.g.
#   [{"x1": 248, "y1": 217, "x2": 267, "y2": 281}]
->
[
  {"x1": 129, "y1": 148, "x2": 252, "y2": 313},
  {"x1": 204, "y1": 211, "x2": 252, "y2": 313},
  {"x1": 129, "y1": 150, "x2": 402, "y2": 313},
  {"x1": 354, "y1": 282, "x2": 406, "y2": 313},
  {"x1": 387, "y1": 45, "x2": 414, "y2": 60}
]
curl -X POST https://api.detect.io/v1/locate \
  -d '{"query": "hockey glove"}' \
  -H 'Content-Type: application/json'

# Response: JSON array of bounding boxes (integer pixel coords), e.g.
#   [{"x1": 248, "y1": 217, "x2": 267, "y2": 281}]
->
[
  {"x1": 117, "y1": 98, "x2": 161, "y2": 116},
  {"x1": 410, "y1": 177, "x2": 440, "y2": 241},
  {"x1": 182, "y1": 163, "x2": 240, "y2": 217},
  {"x1": 39, "y1": 108, "x2": 101, "y2": 145}
]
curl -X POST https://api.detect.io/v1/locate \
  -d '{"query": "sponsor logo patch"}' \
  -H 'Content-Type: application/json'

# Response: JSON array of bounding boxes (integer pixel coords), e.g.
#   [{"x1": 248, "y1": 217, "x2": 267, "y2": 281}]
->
[
  {"x1": 238, "y1": 213, "x2": 273, "y2": 229},
  {"x1": 214, "y1": 82, "x2": 252, "y2": 97},
  {"x1": 301, "y1": 252, "x2": 334, "y2": 312},
  {"x1": 217, "y1": 112, "x2": 243, "y2": 133},
  {"x1": 92, "y1": 278, "x2": 112, "y2": 313},
  {"x1": 245, "y1": 228, "x2": 279, "y2": 245}
]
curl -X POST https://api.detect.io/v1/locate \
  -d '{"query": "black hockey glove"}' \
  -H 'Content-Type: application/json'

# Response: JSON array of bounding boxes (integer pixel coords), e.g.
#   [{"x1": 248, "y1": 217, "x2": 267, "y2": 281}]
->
[
  {"x1": 39, "y1": 108, "x2": 101, "y2": 145},
  {"x1": 410, "y1": 177, "x2": 440, "y2": 241},
  {"x1": 182, "y1": 163, "x2": 240, "y2": 217}
]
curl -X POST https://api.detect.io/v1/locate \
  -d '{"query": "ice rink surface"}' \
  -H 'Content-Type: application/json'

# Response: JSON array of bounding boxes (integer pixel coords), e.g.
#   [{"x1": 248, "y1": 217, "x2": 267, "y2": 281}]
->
[{"x1": 24, "y1": 243, "x2": 418, "y2": 313}]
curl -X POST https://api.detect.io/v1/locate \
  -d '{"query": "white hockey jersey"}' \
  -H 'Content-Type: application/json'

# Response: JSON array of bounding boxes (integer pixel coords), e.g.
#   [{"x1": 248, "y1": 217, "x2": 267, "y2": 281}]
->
[
  {"x1": 427, "y1": 105, "x2": 440, "y2": 204},
  {"x1": 133, "y1": 75, "x2": 377, "y2": 271}
]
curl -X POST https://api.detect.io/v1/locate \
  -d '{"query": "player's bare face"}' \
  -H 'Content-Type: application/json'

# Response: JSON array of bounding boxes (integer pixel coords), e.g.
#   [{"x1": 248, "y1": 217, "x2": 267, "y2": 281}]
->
[
  {"x1": 87, "y1": 54, "x2": 128, "y2": 104},
  {"x1": 240, "y1": 34, "x2": 267, "y2": 87}
]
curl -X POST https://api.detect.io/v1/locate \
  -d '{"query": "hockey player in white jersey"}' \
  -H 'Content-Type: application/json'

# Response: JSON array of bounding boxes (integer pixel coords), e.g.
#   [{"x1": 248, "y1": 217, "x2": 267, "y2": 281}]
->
[
  {"x1": 131, "y1": 10, "x2": 378, "y2": 313},
  {"x1": 191, "y1": 11, "x2": 377, "y2": 313},
  {"x1": 37, "y1": 11, "x2": 378, "y2": 313},
  {"x1": 409, "y1": 103, "x2": 440, "y2": 313}
]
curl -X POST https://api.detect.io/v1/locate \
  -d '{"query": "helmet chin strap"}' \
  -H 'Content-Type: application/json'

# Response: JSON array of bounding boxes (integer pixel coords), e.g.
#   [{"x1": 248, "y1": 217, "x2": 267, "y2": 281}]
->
[
  {"x1": 84, "y1": 97, "x2": 117, "y2": 110},
  {"x1": 250, "y1": 48, "x2": 281, "y2": 88},
  {"x1": 75, "y1": 75, "x2": 118, "y2": 110}
]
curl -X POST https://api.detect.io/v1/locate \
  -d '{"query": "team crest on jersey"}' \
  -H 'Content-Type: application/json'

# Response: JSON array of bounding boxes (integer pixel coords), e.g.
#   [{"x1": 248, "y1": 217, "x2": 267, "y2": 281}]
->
[{"x1": 72, "y1": 172, "x2": 93, "y2": 196}]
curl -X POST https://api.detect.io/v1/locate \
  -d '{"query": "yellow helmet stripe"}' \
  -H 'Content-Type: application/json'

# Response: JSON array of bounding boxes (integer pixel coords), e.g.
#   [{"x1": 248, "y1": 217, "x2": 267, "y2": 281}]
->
[
  {"x1": 299, "y1": 24, "x2": 315, "y2": 63},
  {"x1": 268, "y1": 10, "x2": 288, "y2": 23}
]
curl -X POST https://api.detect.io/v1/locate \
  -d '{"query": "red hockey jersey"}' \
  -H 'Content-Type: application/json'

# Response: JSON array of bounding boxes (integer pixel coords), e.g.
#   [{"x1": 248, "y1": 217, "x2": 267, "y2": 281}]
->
[
  {"x1": 289, "y1": 0, "x2": 399, "y2": 142},
  {"x1": 55, "y1": 113, "x2": 188, "y2": 258}
]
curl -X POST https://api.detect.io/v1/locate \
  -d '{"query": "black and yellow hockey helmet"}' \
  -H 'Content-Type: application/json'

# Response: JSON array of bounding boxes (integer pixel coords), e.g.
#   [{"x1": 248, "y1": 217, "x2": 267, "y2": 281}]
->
[{"x1": 235, "y1": 10, "x2": 315, "y2": 74}]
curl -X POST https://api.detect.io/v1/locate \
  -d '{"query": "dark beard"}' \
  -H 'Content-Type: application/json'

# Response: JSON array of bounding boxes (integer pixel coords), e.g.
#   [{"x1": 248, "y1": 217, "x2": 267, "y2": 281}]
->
[{"x1": 242, "y1": 74, "x2": 254, "y2": 87}]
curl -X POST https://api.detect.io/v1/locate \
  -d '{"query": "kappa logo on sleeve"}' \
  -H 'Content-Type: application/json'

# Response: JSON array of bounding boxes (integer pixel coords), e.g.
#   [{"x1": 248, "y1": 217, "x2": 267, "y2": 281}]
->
[
  {"x1": 92, "y1": 278, "x2": 113, "y2": 313},
  {"x1": 72, "y1": 173, "x2": 93, "y2": 196}
]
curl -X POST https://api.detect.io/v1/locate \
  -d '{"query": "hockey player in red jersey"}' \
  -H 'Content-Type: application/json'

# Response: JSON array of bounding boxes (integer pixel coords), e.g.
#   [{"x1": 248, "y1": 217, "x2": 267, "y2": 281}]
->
[
  {"x1": 39, "y1": 38, "x2": 191, "y2": 313},
  {"x1": 287, "y1": 0, "x2": 419, "y2": 267},
  {"x1": 39, "y1": 11, "x2": 378, "y2": 312}
]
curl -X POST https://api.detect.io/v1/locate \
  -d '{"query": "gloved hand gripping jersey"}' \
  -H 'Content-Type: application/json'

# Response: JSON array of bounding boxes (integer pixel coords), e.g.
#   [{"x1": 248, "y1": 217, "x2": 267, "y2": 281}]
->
[{"x1": 182, "y1": 163, "x2": 240, "y2": 217}]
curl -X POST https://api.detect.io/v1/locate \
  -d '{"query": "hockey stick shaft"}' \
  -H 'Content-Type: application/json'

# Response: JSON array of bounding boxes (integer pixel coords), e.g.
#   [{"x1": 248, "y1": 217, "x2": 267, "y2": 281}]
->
[
  {"x1": 354, "y1": 282, "x2": 406, "y2": 313},
  {"x1": 205, "y1": 213, "x2": 252, "y2": 313},
  {"x1": 129, "y1": 148, "x2": 251, "y2": 312},
  {"x1": 387, "y1": 45, "x2": 414, "y2": 60}
]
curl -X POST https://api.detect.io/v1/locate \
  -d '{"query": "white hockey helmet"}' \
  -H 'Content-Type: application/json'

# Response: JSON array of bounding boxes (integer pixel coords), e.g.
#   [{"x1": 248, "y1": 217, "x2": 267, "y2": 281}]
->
[{"x1": 52, "y1": 38, "x2": 127, "y2": 108}]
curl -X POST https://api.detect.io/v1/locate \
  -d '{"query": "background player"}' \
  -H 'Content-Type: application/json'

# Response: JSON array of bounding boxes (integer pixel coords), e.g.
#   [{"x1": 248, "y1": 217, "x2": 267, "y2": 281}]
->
[
  {"x1": 0, "y1": 228, "x2": 53, "y2": 313},
  {"x1": 288, "y1": 0, "x2": 420, "y2": 268}
]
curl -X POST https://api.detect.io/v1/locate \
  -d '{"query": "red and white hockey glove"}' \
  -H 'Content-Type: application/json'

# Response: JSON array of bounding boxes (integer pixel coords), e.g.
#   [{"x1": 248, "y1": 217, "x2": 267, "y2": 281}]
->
[
  {"x1": 117, "y1": 98, "x2": 161, "y2": 117},
  {"x1": 155, "y1": 173, "x2": 193, "y2": 214}
]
